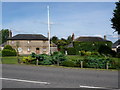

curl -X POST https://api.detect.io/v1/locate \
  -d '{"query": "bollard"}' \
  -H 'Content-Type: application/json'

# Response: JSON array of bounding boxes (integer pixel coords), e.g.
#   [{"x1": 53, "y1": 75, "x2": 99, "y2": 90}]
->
[
  {"x1": 36, "y1": 59, "x2": 38, "y2": 65},
  {"x1": 106, "y1": 62, "x2": 109, "y2": 69},
  {"x1": 81, "y1": 61, "x2": 83, "y2": 68}
]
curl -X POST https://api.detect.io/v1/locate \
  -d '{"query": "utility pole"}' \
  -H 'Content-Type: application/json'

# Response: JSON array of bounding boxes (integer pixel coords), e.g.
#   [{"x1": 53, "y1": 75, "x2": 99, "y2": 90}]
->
[{"x1": 47, "y1": 5, "x2": 51, "y2": 55}]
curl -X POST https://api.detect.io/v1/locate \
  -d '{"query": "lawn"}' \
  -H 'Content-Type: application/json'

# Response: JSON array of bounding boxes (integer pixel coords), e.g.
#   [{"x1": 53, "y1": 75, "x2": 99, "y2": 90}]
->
[{"x1": 1, "y1": 56, "x2": 23, "y2": 64}]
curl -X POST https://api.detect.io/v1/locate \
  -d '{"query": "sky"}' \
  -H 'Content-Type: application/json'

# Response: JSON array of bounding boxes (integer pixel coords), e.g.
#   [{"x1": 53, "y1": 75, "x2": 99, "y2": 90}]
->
[{"x1": 2, "y1": 2, "x2": 119, "y2": 42}]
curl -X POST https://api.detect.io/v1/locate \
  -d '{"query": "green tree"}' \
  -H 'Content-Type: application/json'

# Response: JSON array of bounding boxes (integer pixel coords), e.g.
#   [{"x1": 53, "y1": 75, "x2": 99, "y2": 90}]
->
[
  {"x1": 67, "y1": 35, "x2": 73, "y2": 44},
  {"x1": 111, "y1": 1, "x2": 120, "y2": 35},
  {"x1": 0, "y1": 29, "x2": 12, "y2": 44},
  {"x1": 51, "y1": 36, "x2": 59, "y2": 44}
]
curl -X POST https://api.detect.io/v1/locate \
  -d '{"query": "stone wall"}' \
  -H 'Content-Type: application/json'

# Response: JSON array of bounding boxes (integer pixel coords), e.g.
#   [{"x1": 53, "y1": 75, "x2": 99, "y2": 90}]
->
[{"x1": 7, "y1": 40, "x2": 49, "y2": 55}]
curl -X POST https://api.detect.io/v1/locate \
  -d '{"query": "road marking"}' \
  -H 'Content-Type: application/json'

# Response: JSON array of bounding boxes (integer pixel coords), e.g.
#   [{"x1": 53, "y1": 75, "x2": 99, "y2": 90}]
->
[
  {"x1": 79, "y1": 85, "x2": 109, "y2": 89},
  {"x1": 0, "y1": 78, "x2": 50, "y2": 85}
]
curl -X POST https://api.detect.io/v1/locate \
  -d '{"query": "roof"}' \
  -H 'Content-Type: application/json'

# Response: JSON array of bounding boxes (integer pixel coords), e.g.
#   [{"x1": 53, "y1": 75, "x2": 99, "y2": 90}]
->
[
  {"x1": 67, "y1": 43, "x2": 73, "y2": 48},
  {"x1": 112, "y1": 39, "x2": 120, "y2": 48},
  {"x1": 74, "y1": 37, "x2": 110, "y2": 42},
  {"x1": 7, "y1": 34, "x2": 48, "y2": 41}
]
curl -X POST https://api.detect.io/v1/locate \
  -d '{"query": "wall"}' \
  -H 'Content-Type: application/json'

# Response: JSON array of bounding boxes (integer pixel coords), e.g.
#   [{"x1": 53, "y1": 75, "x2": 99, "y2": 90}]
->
[{"x1": 7, "y1": 40, "x2": 49, "y2": 55}]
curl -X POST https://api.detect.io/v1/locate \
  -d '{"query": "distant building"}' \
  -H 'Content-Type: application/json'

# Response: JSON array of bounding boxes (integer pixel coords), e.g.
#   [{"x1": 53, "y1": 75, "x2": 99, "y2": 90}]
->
[
  {"x1": 7, "y1": 34, "x2": 49, "y2": 55},
  {"x1": 112, "y1": 39, "x2": 120, "y2": 53},
  {"x1": 67, "y1": 35, "x2": 112, "y2": 55},
  {"x1": 68, "y1": 36, "x2": 111, "y2": 48}
]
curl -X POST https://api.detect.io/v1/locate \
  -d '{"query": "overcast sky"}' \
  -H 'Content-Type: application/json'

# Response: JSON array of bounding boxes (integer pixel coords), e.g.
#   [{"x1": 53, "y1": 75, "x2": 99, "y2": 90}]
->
[{"x1": 2, "y1": 2, "x2": 119, "y2": 42}]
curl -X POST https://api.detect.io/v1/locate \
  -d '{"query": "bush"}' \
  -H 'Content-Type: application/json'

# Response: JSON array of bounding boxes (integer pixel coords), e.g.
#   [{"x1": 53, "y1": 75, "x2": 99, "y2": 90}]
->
[
  {"x1": 2, "y1": 49, "x2": 16, "y2": 56},
  {"x1": 52, "y1": 51, "x2": 67, "y2": 65},
  {"x1": 83, "y1": 56, "x2": 111, "y2": 69},
  {"x1": 98, "y1": 45, "x2": 116, "y2": 57},
  {"x1": 67, "y1": 47, "x2": 76, "y2": 55},
  {"x1": 61, "y1": 60, "x2": 76, "y2": 67},
  {"x1": 2, "y1": 45, "x2": 17, "y2": 56},
  {"x1": 4, "y1": 45, "x2": 14, "y2": 50},
  {"x1": 22, "y1": 56, "x2": 35, "y2": 64},
  {"x1": 40, "y1": 59, "x2": 52, "y2": 65},
  {"x1": 30, "y1": 54, "x2": 52, "y2": 65}
]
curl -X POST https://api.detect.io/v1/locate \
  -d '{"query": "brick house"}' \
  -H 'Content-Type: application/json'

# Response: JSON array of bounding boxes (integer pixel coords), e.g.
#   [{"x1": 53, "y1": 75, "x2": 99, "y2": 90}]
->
[{"x1": 7, "y1": 34, "x2": 49, "y2": 55}]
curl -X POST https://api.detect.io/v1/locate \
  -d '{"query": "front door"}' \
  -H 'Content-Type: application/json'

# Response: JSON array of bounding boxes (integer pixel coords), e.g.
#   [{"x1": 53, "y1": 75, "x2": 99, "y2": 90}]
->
[{"x1": 36, "y1": 48, "x2": 40, "y2": 54}]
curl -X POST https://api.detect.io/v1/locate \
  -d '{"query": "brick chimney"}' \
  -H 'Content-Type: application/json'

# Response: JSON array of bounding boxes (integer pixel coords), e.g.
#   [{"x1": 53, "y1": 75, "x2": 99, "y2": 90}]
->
[
  {"x1": 9, "y1": 30, "x2": 12, "y2": 38},
  {"x1": 72, "y1": 33, "x2": 75, "y2": 41},
  {"x1": 104, "y1": 35, "x2": 106, "y2": 40}
]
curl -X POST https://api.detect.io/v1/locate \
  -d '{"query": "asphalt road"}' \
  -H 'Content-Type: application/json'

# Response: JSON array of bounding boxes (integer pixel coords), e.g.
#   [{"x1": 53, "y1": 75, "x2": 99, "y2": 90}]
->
[{"x1": 1, "y1": 64, "x2": 119, "y2": 89}]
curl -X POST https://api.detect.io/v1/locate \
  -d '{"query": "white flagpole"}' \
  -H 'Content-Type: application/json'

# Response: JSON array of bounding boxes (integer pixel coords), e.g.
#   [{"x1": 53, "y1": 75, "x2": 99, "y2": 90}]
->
[{"x1": 47, "y1": 5, "x2": 50, "y2": 55}]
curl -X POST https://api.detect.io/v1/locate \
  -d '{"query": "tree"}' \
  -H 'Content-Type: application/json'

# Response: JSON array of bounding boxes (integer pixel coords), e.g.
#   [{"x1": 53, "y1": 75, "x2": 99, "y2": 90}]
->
[
  {"x1": 0, "y1": 29, "x2": 12, "y2": 44},
  {"x1": 67, "y1": 35, "x2": 73, "y2": 44},
  {"x1": 111, "y1": 1, "x2": 120, "y2": 35},
  {"x1": 51, "y1": 36, "x2": 59, "y2": 44}
]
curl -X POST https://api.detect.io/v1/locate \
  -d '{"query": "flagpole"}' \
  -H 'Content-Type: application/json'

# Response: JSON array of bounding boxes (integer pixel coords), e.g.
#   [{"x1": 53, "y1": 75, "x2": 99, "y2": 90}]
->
[{"x1": 47, "y1": 5, "x2": 50, "y2": 55}]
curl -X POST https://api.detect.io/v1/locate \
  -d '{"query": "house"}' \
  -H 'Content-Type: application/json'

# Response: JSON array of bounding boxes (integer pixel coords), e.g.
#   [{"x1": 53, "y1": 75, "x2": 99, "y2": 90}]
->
[
  {"x1": 7, "y1": 34, "x2": 49, "y2": 55},
  {"x1": 112, "y1": 39, "x2": 120, "y2": 53},
  {"x1": 67, "y1": 35, "x2": 112, "y2": 55}
]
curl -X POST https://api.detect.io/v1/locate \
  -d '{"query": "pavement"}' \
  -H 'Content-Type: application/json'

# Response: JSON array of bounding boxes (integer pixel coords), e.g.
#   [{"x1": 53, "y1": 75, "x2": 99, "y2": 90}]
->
[{"x1": 1, "y1": 64, "x2": 119, "y2": 89}]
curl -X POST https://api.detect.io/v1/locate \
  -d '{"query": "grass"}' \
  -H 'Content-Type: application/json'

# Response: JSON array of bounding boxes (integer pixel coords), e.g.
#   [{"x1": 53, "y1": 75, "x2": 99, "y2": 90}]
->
[{"x1": 1, "y1": 56, "x2": 23, "y2": 64}]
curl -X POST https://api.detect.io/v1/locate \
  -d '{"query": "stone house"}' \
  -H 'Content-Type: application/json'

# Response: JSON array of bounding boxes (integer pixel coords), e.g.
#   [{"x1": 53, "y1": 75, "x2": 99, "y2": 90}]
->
[{"x1": 7, "y1": 34, "x2": 49, "y2": 55}]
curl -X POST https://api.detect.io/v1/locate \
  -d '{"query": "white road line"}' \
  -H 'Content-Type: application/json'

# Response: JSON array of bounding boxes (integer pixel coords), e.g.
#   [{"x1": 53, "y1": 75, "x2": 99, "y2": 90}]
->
[
  {"x1": 79, "y1": 85, "x2": 109, "y2": 89},
  {"x1": 0, "y1": 78, "x2": 50, "y2": 85}
]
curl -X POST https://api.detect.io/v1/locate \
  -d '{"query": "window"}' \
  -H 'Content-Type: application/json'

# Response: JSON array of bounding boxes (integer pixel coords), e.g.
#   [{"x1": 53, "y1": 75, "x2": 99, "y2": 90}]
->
[
  {"x1": 28, "y1": 40, "x2": 30, "y2": 44},
  {"x1": 18, "y1": 47, "x2": 22, "y2": 52},
  {"x1": 28, "y1": 47, "x2": 30, "y2": 52},
  {"x1": 12, "y1": 41, "x2": 14, "y2": 44},
  {"x1": 43, "y1": 47, "x2": 46, "y2": 51}
]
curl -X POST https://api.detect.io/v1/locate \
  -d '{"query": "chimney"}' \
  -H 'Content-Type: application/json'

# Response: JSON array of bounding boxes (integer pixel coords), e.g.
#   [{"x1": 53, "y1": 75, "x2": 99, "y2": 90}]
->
[
  {"x1": 72, "y1": 33, "x2": 75, "y2": 41},
  {"x1": 9, "y1": 30, "x2": 12, "y2": 38},
  {"x1": 104, "y1": 35, "x2": 106, "y2": 40}
]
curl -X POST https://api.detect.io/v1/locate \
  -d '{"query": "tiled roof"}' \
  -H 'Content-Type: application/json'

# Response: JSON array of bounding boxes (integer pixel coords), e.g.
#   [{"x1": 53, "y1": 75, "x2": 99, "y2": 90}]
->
[
  {"x1": 7, "y1": 34, "x2": 48, "y2": 40},
  {"x1": 74, "y1": 37, "x2": 110, "y2": 42}
]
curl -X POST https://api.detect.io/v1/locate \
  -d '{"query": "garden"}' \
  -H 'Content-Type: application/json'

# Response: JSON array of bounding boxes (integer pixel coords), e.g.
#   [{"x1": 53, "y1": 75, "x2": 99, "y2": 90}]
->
[{"x1": 1, "y1": 45, "x2": 120, "y2": 70}]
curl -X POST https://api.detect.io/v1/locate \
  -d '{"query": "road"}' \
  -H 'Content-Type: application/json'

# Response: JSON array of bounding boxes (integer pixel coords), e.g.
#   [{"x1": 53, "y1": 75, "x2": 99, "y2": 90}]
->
[{"x1": 1, "y1": 64, "x2": 119, "y2": 89}]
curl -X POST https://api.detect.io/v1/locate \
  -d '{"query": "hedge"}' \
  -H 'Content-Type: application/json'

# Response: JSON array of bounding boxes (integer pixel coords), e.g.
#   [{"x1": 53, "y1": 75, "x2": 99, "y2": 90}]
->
[
  {"x1": 2, "y1": 49, "x2": 17, "y2": 56},
  {"x1": 67, "y1": 47, "x2": 76, "y2": 55}
]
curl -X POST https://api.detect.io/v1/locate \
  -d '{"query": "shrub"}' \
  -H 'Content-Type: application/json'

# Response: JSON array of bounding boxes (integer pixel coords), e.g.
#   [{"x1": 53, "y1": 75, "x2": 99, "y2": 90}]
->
[
  {"x1": 2, "y1": 49, "x2": 16, "y2": 56},
  {"x1": 30, "y1": 52, "x2": 36, "y2": 58},
  {"x1": 83, "y1": 56, "x2": 111, "y2": 69},
  {"x1": 79, "y1": 51, "x2": 86, "y2": 56},
  {"x1": 4, "y1": 45, "x2": 14, "y2": 50},
  {"x1": 22, "y1": 56, "x2": 35, "y2": 64},
  {"x1": 98, "y1": 45, "x2": 116, "y2": 57},
  {"x1": 30, "y1": 54, "x2": 53, "y2": 65},
  {"x1": 52, "y1": 51, "x2": 67, "y2": 65},
  {"x1": 40, "y1": 59, "x2": 52, "y2": 65},
  {"x1": 2, "y1": 45, "x2": 17, "y2": 56},
  {"x1": 67, "y1": 47, "x2": 76, "y2": 55},
  {"x1": 61, "y1": 60, "x2": 76, "y2": 67}
]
